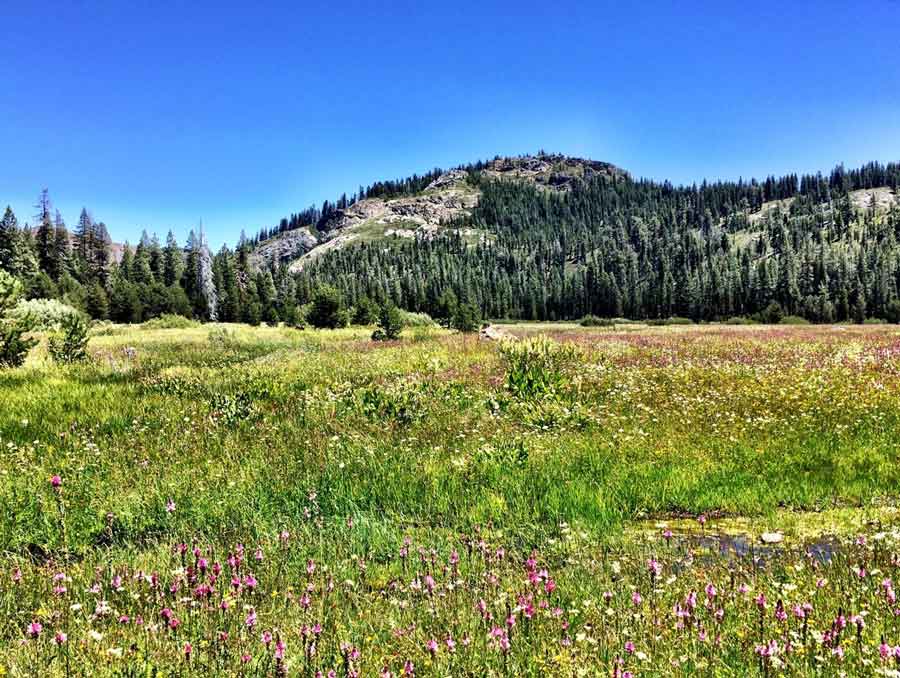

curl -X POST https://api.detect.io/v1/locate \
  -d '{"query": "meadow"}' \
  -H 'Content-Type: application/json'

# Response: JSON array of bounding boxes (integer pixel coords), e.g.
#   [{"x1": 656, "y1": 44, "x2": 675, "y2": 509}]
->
[{"x1": 1, "y1": 322, "x2": 900, "y2": 676}]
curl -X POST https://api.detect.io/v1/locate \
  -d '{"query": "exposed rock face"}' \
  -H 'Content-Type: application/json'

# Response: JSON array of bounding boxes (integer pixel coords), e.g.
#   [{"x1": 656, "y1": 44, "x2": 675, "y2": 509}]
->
[
  {"x1": 317, "y1": 176, "x2": 478, "y2": 237},
  {"x1": 483, "y1": 154, "x2": 623, "y2": 191},
  {"x1": 253, "y1": 154, "x2": 625, "y2": 271},
  {"x1": 249, "y1": 227, "x2": 317, "y2": 268}
]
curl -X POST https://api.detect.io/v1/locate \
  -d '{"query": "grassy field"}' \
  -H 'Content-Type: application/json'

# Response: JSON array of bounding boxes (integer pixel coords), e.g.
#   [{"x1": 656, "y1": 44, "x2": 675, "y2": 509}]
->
[{"x1": 2, "y1": 323, "x2": 900, "y2": 675}]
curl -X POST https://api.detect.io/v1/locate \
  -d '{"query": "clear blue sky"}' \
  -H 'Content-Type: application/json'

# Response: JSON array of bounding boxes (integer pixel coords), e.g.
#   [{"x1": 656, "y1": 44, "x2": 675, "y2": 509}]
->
[{"x1": 2, "y1": 1, "x2": 898, "y2": 248}]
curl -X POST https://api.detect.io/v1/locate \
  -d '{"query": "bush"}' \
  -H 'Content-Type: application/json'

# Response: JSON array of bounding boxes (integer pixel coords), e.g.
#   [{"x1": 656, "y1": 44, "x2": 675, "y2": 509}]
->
[
  {"x1": 400, "y1": 311, "x2": 435, "y2": 327},
  {"x1": 757, "y1": 302, "x2": 784, "y2": 325},
  {"x1": 9, "y1": 297, "x2": 80, "y2": 331},
  {"x1": 863, "y1": 317, "x2": 887, "y2": 325},
  {"x1": 0, "y1": 317, "x2": 36, "y2": 368},
  {"x1": 498, "y1": 336, "x2": 579, "y2": 400},
  {"x1": 372, "y1": 303, "x2": 405, "y2": 341},
  {"x1": 646, "y1": 317, "x2": 695, "y2": 326},
  {"x1": 451, "y1": 301, "x2": 481, "y2": 333},
  {"x1": 780, "y1": 315, "x2": 810, "y2": 325},
  {"x1": 579, "y1": 315, "x2": 615, "y2": 327},
  {"x1": 352, "y1": 296, "x2": 379, "y2": 325},
  {"x1": 307, "y1": 286, "x2": 348, "y2": 329},
  {"x1": 885, "y1": 299, "x2": 900, "y2": 324},
  {"x1": 0, "y1": 271, "x2": 37, "y2": 368},
  {"x1": 723, "y1": 316, "x2": 757, "y2": 325},
  {"x1": 47, "y1": 312, "x2": 90, "y2": 364},
  {"x1": 141, "y1": 314, "x2": 199, "y2": 330}
]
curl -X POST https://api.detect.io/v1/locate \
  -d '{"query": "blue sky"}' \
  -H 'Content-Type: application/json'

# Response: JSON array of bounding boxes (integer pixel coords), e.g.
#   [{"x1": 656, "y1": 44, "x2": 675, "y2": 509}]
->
[{"x1": 1, "y1": 1, "x2": 898, "y2": 248}]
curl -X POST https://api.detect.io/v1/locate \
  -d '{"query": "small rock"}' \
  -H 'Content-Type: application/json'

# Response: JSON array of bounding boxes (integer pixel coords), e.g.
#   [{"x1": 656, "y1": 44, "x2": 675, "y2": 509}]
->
[{"x1": 760, "y1": 532, "x2": 784, "y2": 544}]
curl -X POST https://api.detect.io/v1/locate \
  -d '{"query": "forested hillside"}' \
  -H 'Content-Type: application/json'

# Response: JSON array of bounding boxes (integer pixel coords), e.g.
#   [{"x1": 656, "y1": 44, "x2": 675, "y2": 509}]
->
[
  {"x1": 299, "y1": 158, "x2": 900, "y2": 322},
  {"x1": 2, "y1": 155, "x2": 899, "y2": 324}
]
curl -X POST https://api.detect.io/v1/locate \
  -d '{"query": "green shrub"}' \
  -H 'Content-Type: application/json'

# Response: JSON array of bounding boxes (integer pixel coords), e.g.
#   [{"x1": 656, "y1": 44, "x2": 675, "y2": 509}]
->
[
  {"x1": 48, "y1": 312, "x2": 90, "y2": 364},
  {"x1": 723, "y1": 316, "x2": 757, "y2": 325},
  {"x1": 885, "y1": 299, "x2": 900, "y2": 324},
  {"x1": 757, "y1": 302, "x2": 784, "y2": 324},
  {"x1": 10, "y1": 297, "x2": 80, "y2": 331},
  {"x1": 372, "y1": 303, "x2": 405, "y2": 341},
  {"x1": 400, "y1": 311, "x2": 436, "y2": 327},
  {"x1": 498, "y1": 336, "x2": 579, "y2": 400},
  {"x1": 308, "y1": 286, "x2": 348, "y2": 329},
  {"x1": 141, "y1": 314, "x2": 199, "y2": 330},
  {"x1": 780, "y1": 315, "x2": 810, "y2": 325},
  {"x1": 863, "y1": 317, "x2": 886, "y2": 325},
  {"x1": 646, "y1": 317, "x2": 694, "y2": 326},
  {"x1": 0, "y1": 271, "x2": 37, "y2": 368},
  {"x1": 352, "y1": 296, "x2": 379, "y2": 325},
  {"x1": 452, "y1": 301, "x2": 481, "y2": 333},
  {"x1": 579, "y1": 315, "x2": 615, "y2": 327}
]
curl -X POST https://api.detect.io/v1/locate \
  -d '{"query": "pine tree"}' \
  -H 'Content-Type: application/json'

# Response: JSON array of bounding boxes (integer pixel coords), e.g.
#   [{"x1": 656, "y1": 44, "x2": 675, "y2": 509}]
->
[{"x1": 0, "y1": 207, "x2": 18, "y2": 273}]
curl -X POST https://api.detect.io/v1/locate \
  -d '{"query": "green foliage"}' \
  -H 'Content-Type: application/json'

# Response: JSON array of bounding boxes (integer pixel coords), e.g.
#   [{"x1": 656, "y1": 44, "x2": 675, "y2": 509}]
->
[
  {"x1": 452, "y1": 300, "x2": 481, "y2": 333},
  {"x1": 780, "y1": 315, "x2": 810, "y2": 325},
  {"x1": 885, "y1": 299, "x2": 900, "y2": 324},
  {"x1": 9, "y1": 297, "x2": 80, "y2": 331},
  {"x1": 757, "y1": 301, "x2": 784, "y2": 325},
  {"x1": 400, "y1": 310, "x2": 436, "y2": 327},
  {"x1": 0, "y1": 269, "x2": 22, "y2": 314},
  {"x1": 47, "y1": 312, "x2": 90, "y2": 364},
  {"x1": 141, "y1": 313, "x2": 199, "y2": 330},
  {"x1": 579, "y1": 314, "x2": 615, "y2": 327},
  {"x1": 498, "y1": 335, "x2": 579, "y2": 400},
  {"x1": 352, "y1": 296, "x2": 379, "y2": 325},
  {"x1": 85, "y1": 279, "x2": 109, "y2": 319},
  {"x1": 372, "y1": 302, "x2": 405, "y2": 341},
  {"x1": 307, "y1": 285, "x2": 347, "y2": 329},
  {"x1": 0, "y1": 270, "x2": 36, "y2": 368}
]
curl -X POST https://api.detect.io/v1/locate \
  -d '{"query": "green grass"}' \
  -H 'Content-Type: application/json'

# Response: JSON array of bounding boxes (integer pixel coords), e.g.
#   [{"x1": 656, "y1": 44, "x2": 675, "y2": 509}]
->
[{"x1": 2, "y1": 323, "x2": 900, "y2": 674}]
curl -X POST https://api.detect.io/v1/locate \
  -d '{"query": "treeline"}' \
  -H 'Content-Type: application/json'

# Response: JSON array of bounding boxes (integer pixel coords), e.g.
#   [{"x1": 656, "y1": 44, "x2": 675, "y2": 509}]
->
[
  {"x1": 298, "y1": 161, "x2": 900, "y2": 323},
  {"x1": 4, "y1": 159, "x2": 900, "y2": 326}
]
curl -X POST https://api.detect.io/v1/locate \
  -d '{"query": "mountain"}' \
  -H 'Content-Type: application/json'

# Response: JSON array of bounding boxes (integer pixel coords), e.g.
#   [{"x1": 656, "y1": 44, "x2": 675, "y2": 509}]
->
[
  {"x1": 245, "y1": 153, "x2": 900, "y2": 323},
  {"x1": 250, "y1": 154, "x2": 624, "y2": 270}
]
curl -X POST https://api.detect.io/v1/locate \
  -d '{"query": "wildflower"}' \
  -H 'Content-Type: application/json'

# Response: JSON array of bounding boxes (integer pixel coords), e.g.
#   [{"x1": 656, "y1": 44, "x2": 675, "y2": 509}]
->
[
  {"x1": 165, "y1": 498, "x2": 176, "y2": 513},
  {"x1": 262, "y1": 630, "x2": 273, "y2": 646},
  {"x1": 647, "y1": 559, "x2": 662, "y2": 578},
  {"x1": 184, "y1": 642, "x2": 192, "y2": 660},
  {"x1": 831, "y1": 646, "x2": 844, "y2": 661},
  {"x1": 445, "y1": 636, "x2": 456, "y2": 653},
  {"x1": 306, "y1": 559, "x2": 316, "y2": 575},
  {"x1": 53, "y1": 632, "x2": 67, "y2": 645},
  {"x1": 245, "y1": 609, "x2": 257, "y2": 628},
  {"x1": 625, "y1": 641, "x2": 635, "y2": 654},
  {"x1": 632, "y1": 591, "x2": 643, "y2": 607},
  {"x1": 425, "y1": 639, "x2": 438, "y2": 655},
  {"x1": 705, "y1": 583, "x2": 716, "y2": 599},
  {"x1": 26, "y1": 621, "x2": 42, "y2": 638},
  {"x1": 275, "y1": 638, "x2": 286, "y2": 659},
  {"x1": 403, "y1": 660, "x2": 415, "y2": 676},
  {"x1": 50, "y1": 475, "x2": 62, "y2": 489}
]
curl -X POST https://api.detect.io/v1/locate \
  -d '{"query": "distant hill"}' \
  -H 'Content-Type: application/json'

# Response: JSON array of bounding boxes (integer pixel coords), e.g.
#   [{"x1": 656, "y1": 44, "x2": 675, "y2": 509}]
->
[{"x1": 247, "y1": 153, "x2": 900, "y2": 323}]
